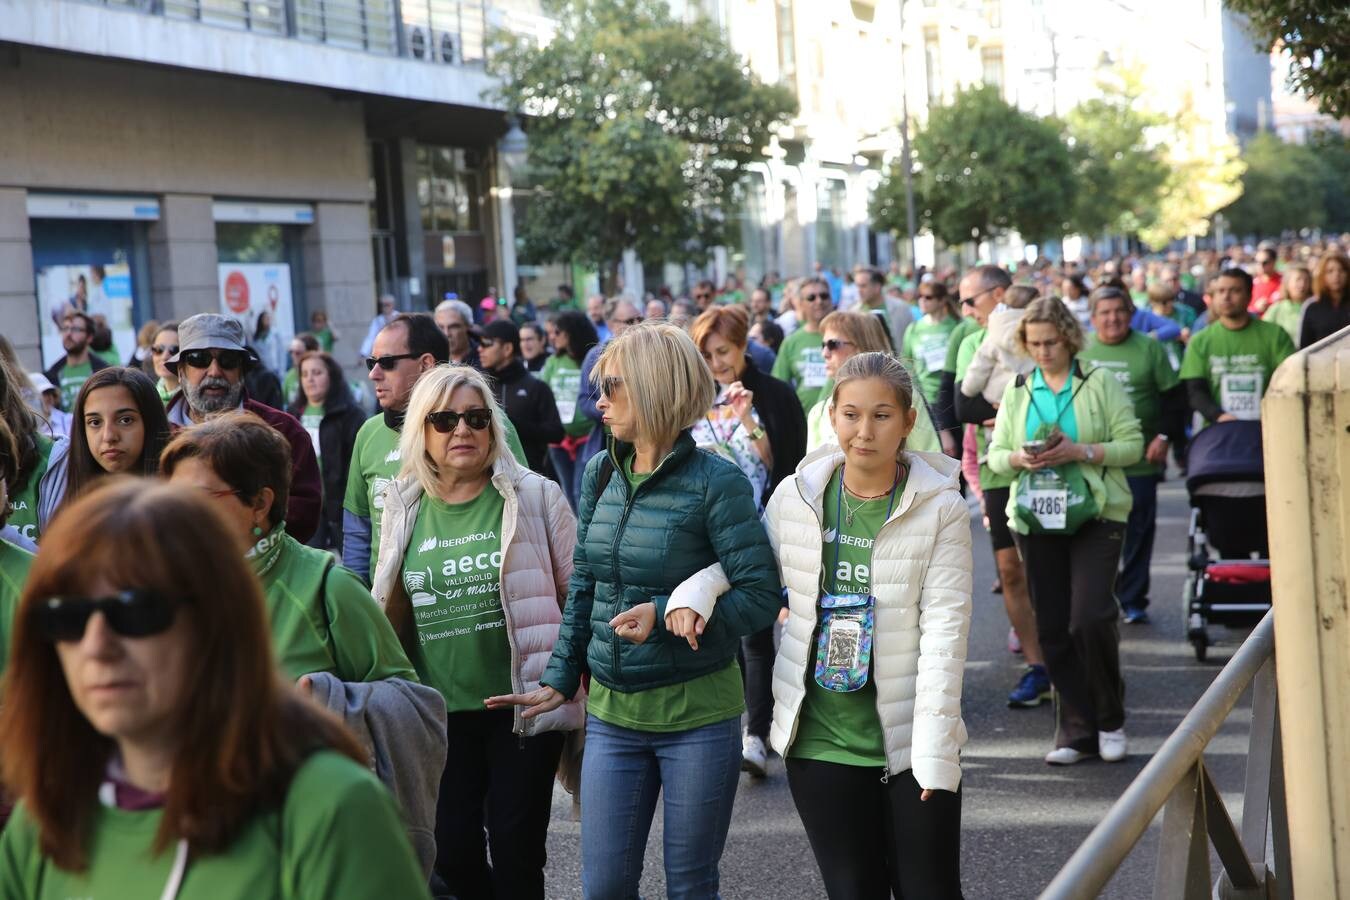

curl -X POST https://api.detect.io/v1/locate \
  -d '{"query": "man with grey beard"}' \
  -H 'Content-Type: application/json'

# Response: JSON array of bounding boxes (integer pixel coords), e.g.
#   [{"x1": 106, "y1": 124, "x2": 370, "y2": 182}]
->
[{"x1": 164, "y1": 313, "x2": 322, "y2": 542}]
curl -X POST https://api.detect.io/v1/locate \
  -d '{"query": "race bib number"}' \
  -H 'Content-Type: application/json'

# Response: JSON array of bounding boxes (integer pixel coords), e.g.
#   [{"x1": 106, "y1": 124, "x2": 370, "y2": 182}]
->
[
  {"x1": 919, "y1": 337, "x2": 948, "y2": 372},
  {"x1": 1220, "y1": 373, "x2": 1262, "y2": 421},
  {"x1": 1026, "y1": 473, "x2": 1068, "y2": 530},
  {"x1": 555, "y1": 398, "x2": 576, "y2": 422},
  {"x1": 801, "y1": 356, "x2": 827, "y2": 388}
]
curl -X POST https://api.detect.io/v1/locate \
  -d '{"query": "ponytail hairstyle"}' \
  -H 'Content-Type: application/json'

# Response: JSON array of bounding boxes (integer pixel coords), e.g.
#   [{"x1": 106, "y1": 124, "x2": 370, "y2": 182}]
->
[{"x1": 829, "y1": 352, "x2": 917, "y2": 458}]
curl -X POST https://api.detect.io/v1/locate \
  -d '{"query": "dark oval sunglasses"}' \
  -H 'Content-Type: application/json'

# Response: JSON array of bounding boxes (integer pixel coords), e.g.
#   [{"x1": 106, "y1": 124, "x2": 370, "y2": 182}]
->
[
  {"x1": 426, "y1": 408, "x2": 492, "y2": 433},
  {"x1": 36, "y1": 590, "x2": 177, "y2": 643},
  {"x1": 180, "y1": 349, "x2": 245, "y2": 371},
  {"x1": 365, "y1": 353, "x2": 418, "y2": 372}
]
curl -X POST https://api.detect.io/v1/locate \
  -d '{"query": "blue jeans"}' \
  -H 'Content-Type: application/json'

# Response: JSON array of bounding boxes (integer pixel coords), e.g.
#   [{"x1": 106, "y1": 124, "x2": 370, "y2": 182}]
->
[
  {"x1": 548, "y1": 446, "x2": 584, "y2": 513},
  {"x1": 580, "y1": 714, "x2": 742, "y2": 900},
  {"x1": 1118, "y1": 474, "x2": 1159, "y2": 611}
]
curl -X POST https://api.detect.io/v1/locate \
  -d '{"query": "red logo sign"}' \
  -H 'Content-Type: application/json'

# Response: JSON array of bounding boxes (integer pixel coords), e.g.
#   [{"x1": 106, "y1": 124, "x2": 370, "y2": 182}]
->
[{"x1": 224, "y1": 271, "x2": 250, "y2": 313}]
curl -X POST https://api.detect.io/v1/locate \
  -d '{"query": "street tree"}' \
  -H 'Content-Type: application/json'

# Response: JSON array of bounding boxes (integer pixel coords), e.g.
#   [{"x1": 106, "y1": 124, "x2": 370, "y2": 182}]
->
[
  {"x1": 1226, "y1": 0, "x2": 1350, "y2": 118},
  {"x1": 488, "y1": 0, "x2": 796, "y2": 276},
  {"x1": 872, "y1": 85, "x2": 1074, "y2": 247},
  {"x1": 1220, "y1": 132, "x2": 1329, "y2": 237},
  {"x1": 1136, "y1": 101, "x2": 1244, "y2": 249}
]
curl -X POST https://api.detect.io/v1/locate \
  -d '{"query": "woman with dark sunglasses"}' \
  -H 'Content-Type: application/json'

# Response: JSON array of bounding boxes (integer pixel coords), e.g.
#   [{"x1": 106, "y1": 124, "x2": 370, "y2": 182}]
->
[
  {"x1": 0, "y1": 480, "x2": 431, "y2": 898},
  {"x1": 370, "y1": 364, "x2": 582, "y2": 900},
  {"x1": 145, "y1": 320, "x2": 179, "y2": 405}
]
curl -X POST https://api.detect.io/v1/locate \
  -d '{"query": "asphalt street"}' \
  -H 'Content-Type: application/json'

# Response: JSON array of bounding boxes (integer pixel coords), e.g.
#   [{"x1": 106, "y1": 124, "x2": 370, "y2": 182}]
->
[{"x1": 542, "y1": 475, "x2": 1259, "y2": 899}]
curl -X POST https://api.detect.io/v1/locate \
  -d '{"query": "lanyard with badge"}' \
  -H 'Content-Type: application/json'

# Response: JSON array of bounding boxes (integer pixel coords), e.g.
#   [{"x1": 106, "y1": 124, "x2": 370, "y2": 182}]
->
[{"x1": 814, "y1": 465, "x2": 899, "y2": 693}]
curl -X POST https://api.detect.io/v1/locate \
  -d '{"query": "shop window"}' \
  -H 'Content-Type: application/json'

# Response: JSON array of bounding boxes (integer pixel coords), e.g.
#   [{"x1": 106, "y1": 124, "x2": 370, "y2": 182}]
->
[{"x1": 417, "y1": 145, "x2": 481, "y2": 234}]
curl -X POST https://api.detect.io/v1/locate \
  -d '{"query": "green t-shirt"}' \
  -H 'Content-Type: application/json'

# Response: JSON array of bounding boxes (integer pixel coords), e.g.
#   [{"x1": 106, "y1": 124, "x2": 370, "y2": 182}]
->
[
  {"x1": 1263, "y1": 300, "x2": 1303, "y2": 345},
  {"x1": 342, "y1": 414, "x2": 528, "y2": 579},
  {"x1": 1178, "y1": 317, "x2": 1295, "y2": 423},
  {"x1": 942, "y1": 316, "x2": 982, "y2": 374},
  {"x1": 540, "y1": 354, "x2": 591, "y2": 439},
  {"x1": 249, "y1": 527, "x2": 417, "y2": 684},
  {"x1": 315, "y1": 328, "x2": 336, "y2": 352},
  {"x1": 57, "y1": 360, "x2": 92, "y2": 411},
  {"x1": 1158, "y1": 304, "x2": 1197, "y2": 371},
  {"x1": 0, "y1": 751, "x2": 432, "y2": 900},
  {"x1": 0, "y1": 539, "x2": 34, "y2": 677},
  {"x1": 301, "y1": 404, "x2": 324, "y2": 460},
  {"x1": 902, "y1": 314, "x2": 959, "y2": 406},
  {"x1": 156, "y1": 378, "x2": 174, "y2": 406},
  {"x1": 955, "y1": 328, "x2": 1013, "y2": 491},
  {"x1": 283, "y1": 368, "x2": 300, "y2": 408},
  {"x1": 788, "y1": 466, "x2": 905, "y2": 767},
  {"x1": 772, "y1": 329, "x2": 828, "y2": 411},
  {"x1": 401, "y1": 487, "x2": 514, "y2": 713},
  {"x1": 586, "y1": 454, "x2": 746, "y2": 732},
  {"x1": 7, "y1": 433, "x2": 55, "y2": 544},
  {"x1": 1080, "y1": 331, "x2": 1179, "y2": 476}
]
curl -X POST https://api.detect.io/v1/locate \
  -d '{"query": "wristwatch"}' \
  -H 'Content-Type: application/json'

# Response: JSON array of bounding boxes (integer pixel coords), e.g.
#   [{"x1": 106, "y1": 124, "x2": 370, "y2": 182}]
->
[
  {"x1": 748, "y1": 425, "x2": 767, "y2": 441},
  {"x1": 1082, "y1": 444, "x2": 1096, "y2": 463}
]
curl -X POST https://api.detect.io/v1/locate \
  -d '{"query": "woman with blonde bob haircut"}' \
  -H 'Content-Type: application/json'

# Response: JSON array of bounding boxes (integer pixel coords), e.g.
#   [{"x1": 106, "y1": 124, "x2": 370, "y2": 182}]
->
[
  {"x1": 807, "y1": 310, "x2": 942, "y2": 454},
  {"x1": 371, "y1": 364, "x2": 581, "y2": 900},
  {"x1": 0, "y1": 480, "x2": 429, "y2": 897},
  {"x1": 501, "y1": 323, "x2": 783, "y2": 898}
]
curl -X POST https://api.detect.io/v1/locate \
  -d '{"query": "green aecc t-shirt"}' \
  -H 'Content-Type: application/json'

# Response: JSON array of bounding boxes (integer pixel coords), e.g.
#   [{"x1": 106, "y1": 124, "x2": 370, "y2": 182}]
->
[
  {"x1": 1178, "y1": 317, "x2": 1295, "y2": 423},
  {"x1": 0, "y1": 539, "x2": 35, "y2": 677},
  {"x1": 1080, "y1": 331, "x2": 1179, "y2": 475},
  {"x1": 772, "y1": 329, "x2": 828, "y2": 411}
]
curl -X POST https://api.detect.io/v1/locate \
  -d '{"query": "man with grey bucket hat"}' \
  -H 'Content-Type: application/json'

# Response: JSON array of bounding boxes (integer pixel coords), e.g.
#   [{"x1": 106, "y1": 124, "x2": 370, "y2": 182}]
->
[{"x1": 165, "y1": 313, "x2": 322, "y2": 543}]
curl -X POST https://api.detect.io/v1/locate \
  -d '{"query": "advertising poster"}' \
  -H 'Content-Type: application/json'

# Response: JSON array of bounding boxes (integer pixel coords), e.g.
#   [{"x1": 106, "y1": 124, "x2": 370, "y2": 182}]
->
[
  {"x1": 35, "y1": 263, "x2": 136, "y2": 370},
  {"x1": 217, "y1": 263, "x2": 295, "y2": 373}
]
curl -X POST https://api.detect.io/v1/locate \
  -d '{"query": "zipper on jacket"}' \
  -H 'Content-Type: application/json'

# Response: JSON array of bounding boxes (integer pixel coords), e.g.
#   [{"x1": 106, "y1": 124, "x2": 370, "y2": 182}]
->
[
  {"x1": 783, "y1": 475, "x2": 826, "y2": 754},
  {"x1": 496, "y1": 478, "x2": 530, "y2": 736}
]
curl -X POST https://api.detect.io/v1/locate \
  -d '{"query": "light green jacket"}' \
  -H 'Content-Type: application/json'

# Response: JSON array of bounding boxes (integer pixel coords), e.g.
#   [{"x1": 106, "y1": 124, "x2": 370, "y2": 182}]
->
[{"x1": 987, "y1": 361, "x2": 1144, "y2": 532}]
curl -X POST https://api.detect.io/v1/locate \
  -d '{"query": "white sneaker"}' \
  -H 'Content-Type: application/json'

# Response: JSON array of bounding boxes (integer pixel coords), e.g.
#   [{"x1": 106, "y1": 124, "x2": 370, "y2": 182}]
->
[
  {"x1": 1099, "y1": 729, "x2": 1128, "y2": 762},
  {"x1": 1044, "y1": 746, "x2": 1092, "y2": 766},
  {"x1": 741, "y1": 733, "x2": 768, "y2": 778}
]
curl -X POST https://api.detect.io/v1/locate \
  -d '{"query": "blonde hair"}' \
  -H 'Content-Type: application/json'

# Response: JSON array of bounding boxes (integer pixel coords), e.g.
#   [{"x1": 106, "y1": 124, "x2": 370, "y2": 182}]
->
[
  {"x1": 829, "y1": 352, "x2": 916, "y2": 458},
  {"x1": 1016, "y1": 296, "x2": 1087, "y2": 356},
  {"x1": 819, "y1": 310, "x2": 893, "y2": 354},
  {"x1": 399, "y1": 365, "x2": 510, "y2": 494},
  {"x1": 594, "y1": 322, "x2": 716, "y2": 446}
]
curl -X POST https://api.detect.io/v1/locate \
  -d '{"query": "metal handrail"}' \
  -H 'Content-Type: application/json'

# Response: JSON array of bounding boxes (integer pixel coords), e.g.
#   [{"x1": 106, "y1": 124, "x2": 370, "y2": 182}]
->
[{"x1": 1040, "y1": 611, "x2": 1282, "y2": 899}]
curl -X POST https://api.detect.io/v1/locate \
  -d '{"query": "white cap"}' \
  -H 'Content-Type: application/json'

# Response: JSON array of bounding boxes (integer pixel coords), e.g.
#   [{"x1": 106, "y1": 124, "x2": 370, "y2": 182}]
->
[{"x1": 27, "y1": 372, "x2": 56, "y2": 394}]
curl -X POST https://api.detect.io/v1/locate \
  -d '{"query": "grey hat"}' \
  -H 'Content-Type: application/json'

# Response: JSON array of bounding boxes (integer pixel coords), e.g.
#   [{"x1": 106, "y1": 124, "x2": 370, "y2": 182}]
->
[{"x1": 167, "y1": 314, "x2": 259, "y2": 370}]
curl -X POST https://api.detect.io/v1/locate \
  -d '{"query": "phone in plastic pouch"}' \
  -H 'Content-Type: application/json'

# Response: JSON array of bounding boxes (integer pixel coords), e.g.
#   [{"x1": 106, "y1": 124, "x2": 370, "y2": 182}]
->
[{"x1": 814, "y1": 592, "x2": 876, "y2": 692}]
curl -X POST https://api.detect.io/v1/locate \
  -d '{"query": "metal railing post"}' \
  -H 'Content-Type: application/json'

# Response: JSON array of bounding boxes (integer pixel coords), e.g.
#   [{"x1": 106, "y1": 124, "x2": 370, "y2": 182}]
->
[{"x1": 1152, "y1": 761, "x2": 1211, "y2": 900}]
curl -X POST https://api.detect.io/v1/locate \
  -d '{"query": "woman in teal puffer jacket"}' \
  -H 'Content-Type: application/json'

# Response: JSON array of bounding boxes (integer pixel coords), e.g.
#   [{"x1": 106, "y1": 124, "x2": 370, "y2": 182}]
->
[{"x1": 492, "y1": 322, "x2": 782, "y2": 900}]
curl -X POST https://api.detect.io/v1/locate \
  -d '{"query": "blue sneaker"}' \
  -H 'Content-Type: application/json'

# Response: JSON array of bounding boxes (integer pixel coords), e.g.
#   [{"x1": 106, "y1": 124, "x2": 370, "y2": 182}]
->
[
  {"x1": 1008, "y1": 665, "x2": 1051, "y2": 708},
  {"x1": 1121, "y1": 606, "x2": 1150, "y2": 625}
]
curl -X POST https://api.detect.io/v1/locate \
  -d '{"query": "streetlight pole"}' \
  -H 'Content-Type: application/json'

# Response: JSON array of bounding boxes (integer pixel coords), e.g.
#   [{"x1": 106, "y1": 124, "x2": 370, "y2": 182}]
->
[{"x1": 897, "y1": 0, "x2": 918, "y2": 270}]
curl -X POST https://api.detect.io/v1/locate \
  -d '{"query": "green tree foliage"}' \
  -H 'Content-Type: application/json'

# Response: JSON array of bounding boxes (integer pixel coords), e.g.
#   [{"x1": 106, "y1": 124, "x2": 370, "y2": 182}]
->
[
  {"x1": 1220, "y1": 132, "x2": 1329, "y2": 237},
  {"x1": 1226, "y1": 1, "x2": 1350, "y2": 118},
  {"x1": 1063, "y1": 88, "x2": 1170, "y2": 237},
  {"x1": 1307, "y1": 132, "x2": 1350, "y2": 233},
  {"x1": 871, "y1": 85, "x2": 1074, "y2": 247},
  {"x1": 487, "y1": 0, "x2": 796, "y2": 270}
]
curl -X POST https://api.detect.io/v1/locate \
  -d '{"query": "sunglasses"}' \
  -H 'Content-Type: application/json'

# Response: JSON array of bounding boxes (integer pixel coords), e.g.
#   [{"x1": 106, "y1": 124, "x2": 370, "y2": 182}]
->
[
  {"x1": 613, "y1": 316, "x2": 642, "y2": 327},
  {"x1": 426, "y1": 408, "x2": 492, "y2": 433},
  {"x1": 36, "y1": 590, "x2": 177, "y2": 643},
  {"x1": 364, "y1": 353, "x2": 418, "y2": 372},
  {"x1": 180, "y1": 349, "x2": 245, "y2": 371},
  {"x1": 802, "y1": 292, "x2": 831, "y2": 303},
  {"x1": 960, "y1": 286, "x2": 997, "y2": 308},
  {"x1": 823, "y1": 338, "x2": 854, "y2": 352},
  {"x1": 151, "y1": 344, "x2": 179, "y2": 356},
  {"x1": 600, "y1": 375, "x2": 625, "y2": 398}
]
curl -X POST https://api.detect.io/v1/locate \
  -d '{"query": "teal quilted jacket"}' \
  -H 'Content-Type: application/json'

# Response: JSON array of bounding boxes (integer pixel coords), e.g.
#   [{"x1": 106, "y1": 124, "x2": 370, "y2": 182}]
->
[{"x1": 540, "y1": 431, "x2": 781, "y2": 697}]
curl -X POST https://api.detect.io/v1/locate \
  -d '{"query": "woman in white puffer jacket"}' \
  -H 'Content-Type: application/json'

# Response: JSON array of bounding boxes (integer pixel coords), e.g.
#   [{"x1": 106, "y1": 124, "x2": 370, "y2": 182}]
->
[{"x1": 764, "y1": 351, "x2": 972, "y2": 899}]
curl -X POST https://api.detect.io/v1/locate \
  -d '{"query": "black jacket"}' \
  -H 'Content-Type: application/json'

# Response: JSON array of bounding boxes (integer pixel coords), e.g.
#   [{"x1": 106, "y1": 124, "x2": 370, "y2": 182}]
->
[
  {"x1": 291, "y1": 389, "x2": 367, "y2": 546},
  {"x1": 1298, "y1": 296, "x2": 1350, "y2": 348},
  {"x1": 739, "y1": 358, "x2": 808, "y2": 497},
  {"x1": 488, "y1": 359, "x2": 564, "y2": 473}
]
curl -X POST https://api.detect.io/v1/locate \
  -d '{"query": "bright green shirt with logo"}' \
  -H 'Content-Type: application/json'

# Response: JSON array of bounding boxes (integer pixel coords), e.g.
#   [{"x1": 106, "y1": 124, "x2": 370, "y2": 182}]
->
[
  {"x1": 540, "y1": 354, "x2": 592, "y2": 439},
  {"x1": 902, "y1": 313, "x2": 959, "y2": 406},
  {"x1": 586, "y1": 455, "x2": 746, "y2": 733},
  {"x1": 956, "y1": 328, "x2": 1014, "y2": 491},
  {"x1": 0, "y1": 752, "x2": 432, "y2": 900},
  {"x1": 772, "y1": 329, "x2": 828, "y2": 411},
  {"x1": 301, "y1": 404, "x2": 324, "y2": 461},
  {"x1": 0, "y1": 539, "x2": 34, "y2": 677},
  {"x1": 401, "y1": 487, "x2": 514, "y2": 713},
  {"x1": 789, "y1": 466, "x2": 906, "y2": 767},
  {"x1": 1179, "y1": 317, "x2": 1295, "y2": 424},
  {"x1": 1080, "y1": 331, "x2": 1178, "y2": 476},
  {"x1": 6, "y1": 433, "x2": 56, "y2": 544},
  {"x1": 57, "y1": 361, "x2": 92, "y2": 411},
  {"x1": 249, "y1": 527, "x2": 417, "y2": 684}
]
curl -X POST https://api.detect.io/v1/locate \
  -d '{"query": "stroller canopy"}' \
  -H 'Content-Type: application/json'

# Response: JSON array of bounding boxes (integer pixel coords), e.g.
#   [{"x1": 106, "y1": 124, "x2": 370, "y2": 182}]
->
[{"x1": 1186, "y1": 420, "x2": 1264, "y2": 492}]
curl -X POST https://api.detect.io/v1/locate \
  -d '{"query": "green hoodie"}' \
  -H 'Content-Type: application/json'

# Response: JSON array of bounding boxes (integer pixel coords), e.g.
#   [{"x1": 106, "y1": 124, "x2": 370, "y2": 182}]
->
[
  {"x1": 987, "y1": 362, "x2": 1144, "y2": 533},
  {"x1": 0, "y1": 539, "x2": 34, "y2": 676}
]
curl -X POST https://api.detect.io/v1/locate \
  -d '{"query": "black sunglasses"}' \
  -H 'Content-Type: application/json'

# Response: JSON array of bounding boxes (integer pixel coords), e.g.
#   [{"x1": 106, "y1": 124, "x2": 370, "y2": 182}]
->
[
  {"x1": 426, "y1": 408, "x2": 492, "y2": 433},
  {"x1": 151, "y1": 343, "x2": 179, "y2": 356},
  {"x1": 802, "y1": 292, "x2": 831, "y2": 303},
  {"x1": 36, "y1": 590, "x2": 177, "y2": 643},
  {"x1": 600, "y1": 375, "x2": 624, "y2": 398},
  {"x1": 364, "y1": 353, "x2": 418, "y2": 372},
  {"x1": 960, "y1": 286, "x2": 997, "y2": 308},
  {"x1": 613, "y1": 316, "x2": 642, "y2": 327},
  {"x1": 180, "y1": 349, "x2": 245, "y2": 371},
  {"x1": 823, "y1": 338, "x2": 854, "y2": 352}
]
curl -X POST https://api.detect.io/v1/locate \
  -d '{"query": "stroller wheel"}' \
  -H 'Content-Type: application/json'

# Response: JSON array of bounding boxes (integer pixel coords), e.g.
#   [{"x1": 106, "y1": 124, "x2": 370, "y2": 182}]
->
[{"x1": 1191, "y1": 634, "x2": 1209, "y2": 663}]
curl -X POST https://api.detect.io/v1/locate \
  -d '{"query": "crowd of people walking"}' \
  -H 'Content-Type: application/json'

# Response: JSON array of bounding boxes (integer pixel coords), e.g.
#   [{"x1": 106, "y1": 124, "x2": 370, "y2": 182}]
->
[{"x1": 0, "y1": 237, "x2": 1343, "y2": 898}]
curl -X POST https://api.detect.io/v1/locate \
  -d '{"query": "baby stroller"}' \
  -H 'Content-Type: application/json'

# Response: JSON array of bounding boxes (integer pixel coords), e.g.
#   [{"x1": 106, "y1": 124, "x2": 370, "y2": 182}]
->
[{"x1": 1184, "y1": 420, "x2": 1272, "y2": 661}]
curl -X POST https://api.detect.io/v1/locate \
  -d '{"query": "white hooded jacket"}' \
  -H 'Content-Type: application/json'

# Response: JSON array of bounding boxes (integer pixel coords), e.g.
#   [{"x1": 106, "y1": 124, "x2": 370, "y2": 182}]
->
[{"x1": 764, "y1": 445, "x2": 972, "y2": 791}]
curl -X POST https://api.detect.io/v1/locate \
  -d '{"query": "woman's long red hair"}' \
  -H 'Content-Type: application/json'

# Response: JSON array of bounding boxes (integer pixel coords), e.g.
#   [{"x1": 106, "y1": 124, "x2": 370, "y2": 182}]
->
[{"x1": 0, "y1": 479, "x2": 363, "y2": 871}]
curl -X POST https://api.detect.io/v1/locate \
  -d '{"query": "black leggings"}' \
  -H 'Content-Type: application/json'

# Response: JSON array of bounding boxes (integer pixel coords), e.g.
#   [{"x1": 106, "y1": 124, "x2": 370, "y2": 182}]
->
[{"x1": 786, "y1": 758, "x2": 964, "y2": 900}]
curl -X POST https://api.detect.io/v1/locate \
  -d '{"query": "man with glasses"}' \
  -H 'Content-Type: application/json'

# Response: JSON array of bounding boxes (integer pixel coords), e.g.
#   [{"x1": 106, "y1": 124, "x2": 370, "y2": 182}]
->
[
  {"x1": 434, "y1": 298, "x2": 480, "y2": 369},
  {"x1": 1250, "y1": 248, "x2": 1282, "y2": 315},
  {"x1": 852, "y1": 264, "x2": 914, "y2": 354},
  {"x1": 771, "y1": 276, "x2": 833, "y2": 411},
  {"x1": 692, "y1": 279, "x2": 717, "y2": 313},
  {"x1": 343, "y1": 313, "x2": 526, "y2": 582},
  {"x1": 165, "y1": 314, "x2": 321, "y2": 543},
  {"x1": 478, "y1": 319, "x2": 563, "y2": 474},
  {"x1": 45, "y1": 311, "x2": 110, "y2": 411}
]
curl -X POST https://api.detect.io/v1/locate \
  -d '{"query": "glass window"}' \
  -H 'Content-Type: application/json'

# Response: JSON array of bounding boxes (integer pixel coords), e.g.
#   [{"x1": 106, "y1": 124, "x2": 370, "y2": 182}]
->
[
  {"x1": 982, "y1": 46, "x2": 1004, "y2": 93},
  {"x1": 924, "y1": 27, "x2": 942, "y2": 104},
  {"x1": 417, "y1": 145, "x2": 481, "y2": 234}
]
